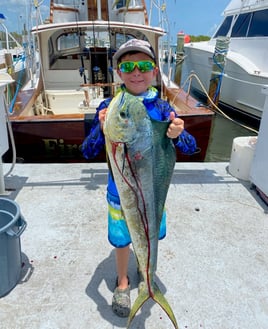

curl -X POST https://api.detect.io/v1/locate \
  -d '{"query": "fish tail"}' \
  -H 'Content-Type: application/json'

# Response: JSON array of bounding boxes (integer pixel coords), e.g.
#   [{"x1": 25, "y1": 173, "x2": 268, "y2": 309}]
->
[
  {"x1": 127, "y1": 283, "x2": 179, "y2": 329},
  {"x1": 152, "y1": 283, "x2": 179, "y2": 329},
  {"x1": 127, "y1": 289, "x2": 150, "y2": 328}
]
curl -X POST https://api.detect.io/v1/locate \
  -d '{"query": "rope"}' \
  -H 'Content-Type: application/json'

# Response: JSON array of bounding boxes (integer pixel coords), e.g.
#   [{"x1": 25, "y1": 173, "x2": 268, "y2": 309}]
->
[{"x1": 171, "y1": 72, "x2": 259, "y2": 134}]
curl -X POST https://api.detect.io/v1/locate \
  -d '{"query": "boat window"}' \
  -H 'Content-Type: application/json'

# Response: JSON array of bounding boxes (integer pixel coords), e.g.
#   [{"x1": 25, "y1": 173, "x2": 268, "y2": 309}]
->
[
  {"x1": 84, "y1": 31, "x2": 110, "y2": 48},
  {"x1": 231, "y1": 13, "x2": 251, "y2": 37},
  {"x1": 57, "y1": 32, "x2": 80, "y2": 51},
  {"x1": 214, "y1": 16, "x2": 233, "y2": 38},
  {"x1": 115, "y1": 33, "x2": 148, "y2": 49},
  {"x1": 114, "y1": 0, "x2": 142, "y2": 9},
  {"x1": 248, "y1": 9, "x2": 268, "y2": 37},
  {"x1": 115, "y1": 34, "x2": 135, "y2": 48},
  {"x1": 114, "y1": 0, "x2": 125, "y2": 8}
]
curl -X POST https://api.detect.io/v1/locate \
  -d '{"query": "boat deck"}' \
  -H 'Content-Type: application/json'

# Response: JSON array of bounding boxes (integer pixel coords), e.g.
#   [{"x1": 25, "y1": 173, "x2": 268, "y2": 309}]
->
[{"x1": 1, "y1": 162, "x2": 268, "y2": 329}]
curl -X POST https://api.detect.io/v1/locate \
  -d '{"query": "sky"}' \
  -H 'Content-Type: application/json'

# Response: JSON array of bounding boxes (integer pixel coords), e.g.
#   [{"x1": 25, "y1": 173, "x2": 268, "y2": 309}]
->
[{"x1": 1, "y1": 0, "x2": 230, "y2": 42}]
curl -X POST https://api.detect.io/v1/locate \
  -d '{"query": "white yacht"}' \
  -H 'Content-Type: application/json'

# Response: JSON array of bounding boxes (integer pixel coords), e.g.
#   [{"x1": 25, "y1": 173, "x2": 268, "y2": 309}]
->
[{"x1": 183, "y1": 0, "x2": 268, "y2": 124}]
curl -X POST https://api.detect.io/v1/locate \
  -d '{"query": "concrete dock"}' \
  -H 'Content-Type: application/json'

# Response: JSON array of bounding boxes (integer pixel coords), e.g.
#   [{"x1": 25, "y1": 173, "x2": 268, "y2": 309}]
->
[{"x1": 0, "y1": 162, "x2": 267, "y2": 329}]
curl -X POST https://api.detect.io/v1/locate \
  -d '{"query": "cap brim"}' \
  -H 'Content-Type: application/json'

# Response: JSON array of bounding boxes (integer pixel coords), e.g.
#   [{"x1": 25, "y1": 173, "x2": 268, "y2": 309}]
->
[{"x1": 113, "y1": 46, "x2": 155, "y2": 63}]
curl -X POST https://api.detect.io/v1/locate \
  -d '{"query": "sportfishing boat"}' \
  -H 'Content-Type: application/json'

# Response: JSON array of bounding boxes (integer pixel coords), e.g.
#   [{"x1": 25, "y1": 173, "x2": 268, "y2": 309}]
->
[
  {"x1": 4, "y1": 0, "x2": 213, "y2": 163},
  {"x1": 183, "y1": 0, "x2": 268, "y2": 125}
]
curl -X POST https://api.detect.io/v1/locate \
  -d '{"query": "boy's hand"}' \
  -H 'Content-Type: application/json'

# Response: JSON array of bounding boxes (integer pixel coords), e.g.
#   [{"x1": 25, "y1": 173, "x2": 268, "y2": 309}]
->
[
  {"x1": 99, "y1": 108, "x2": 108, "y2": 130},
  {"x1": 167, "y1": 112, "x2": 184, "y2": 139}
]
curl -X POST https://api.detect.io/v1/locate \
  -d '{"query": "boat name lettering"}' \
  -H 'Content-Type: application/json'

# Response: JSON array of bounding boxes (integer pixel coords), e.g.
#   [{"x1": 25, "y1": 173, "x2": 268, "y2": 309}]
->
[{"x1": 42, "y1": 138, "x2": 83, "y2": 158}]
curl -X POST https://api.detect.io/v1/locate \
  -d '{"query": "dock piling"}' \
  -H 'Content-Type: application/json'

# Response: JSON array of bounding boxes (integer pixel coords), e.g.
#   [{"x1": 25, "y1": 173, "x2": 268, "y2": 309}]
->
[{"x1": 208, "y1": 36, "x2": 230, "y2": 107}]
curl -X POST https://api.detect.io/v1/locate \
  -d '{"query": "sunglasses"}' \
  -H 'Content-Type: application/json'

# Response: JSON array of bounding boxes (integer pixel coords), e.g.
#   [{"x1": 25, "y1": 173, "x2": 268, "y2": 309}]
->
[{"x1": 118, "y1": 60, "x2": 156, "y2": 73}]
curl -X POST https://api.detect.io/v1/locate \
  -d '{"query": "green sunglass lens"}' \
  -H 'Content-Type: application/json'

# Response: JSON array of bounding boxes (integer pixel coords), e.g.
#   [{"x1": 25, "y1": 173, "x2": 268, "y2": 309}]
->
[
  {"x1": 120, "y1": 62, "x2": 135, "y2": 73},
  {"x1": 119, "y1": 61, "x2": 155, "y2": 73},
  {"x1": 138, "y1": 61, "x2": 154, "y2": 72}
]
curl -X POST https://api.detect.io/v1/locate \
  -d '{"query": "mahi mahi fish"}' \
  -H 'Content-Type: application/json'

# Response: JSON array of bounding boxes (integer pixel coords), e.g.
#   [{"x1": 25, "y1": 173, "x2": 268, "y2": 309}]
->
[{"x1": 103, "y1": 91, "x2": 178, "y2": 328}]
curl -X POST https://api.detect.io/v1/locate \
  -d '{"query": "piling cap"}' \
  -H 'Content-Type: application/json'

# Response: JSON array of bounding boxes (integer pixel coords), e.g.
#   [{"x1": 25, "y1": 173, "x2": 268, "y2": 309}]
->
[
  {"x1": 177, "y1": 31, "x2": 190, "y2": 43},
  {"x1": 113, "y1": 39, "x2": 155, "y2": 63}
]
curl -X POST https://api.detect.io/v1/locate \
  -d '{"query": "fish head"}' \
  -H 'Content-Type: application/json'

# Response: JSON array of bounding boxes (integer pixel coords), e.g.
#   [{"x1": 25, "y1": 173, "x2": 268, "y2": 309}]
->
[{"x1": 104, "y1": 92, "x2": 151, "y2": 145}]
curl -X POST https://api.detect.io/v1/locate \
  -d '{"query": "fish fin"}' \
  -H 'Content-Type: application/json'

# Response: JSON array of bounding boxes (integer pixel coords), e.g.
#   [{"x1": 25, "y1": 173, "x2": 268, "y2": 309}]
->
[
  {"x1": 126, "y1": 289, "x2": 150, "y2": 328},
  {"x1": 127, "y1": 283, "x2": 179, "y2": 329},
  {"x1": 152, "y1": 283, "x2": 179, "y2": 329}
]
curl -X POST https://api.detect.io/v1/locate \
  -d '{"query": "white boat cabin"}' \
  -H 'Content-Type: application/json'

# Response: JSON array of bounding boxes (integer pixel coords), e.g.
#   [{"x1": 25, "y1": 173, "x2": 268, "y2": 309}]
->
[{"x1": 32, "y1": 0, "x2": 164, "y2": 114}]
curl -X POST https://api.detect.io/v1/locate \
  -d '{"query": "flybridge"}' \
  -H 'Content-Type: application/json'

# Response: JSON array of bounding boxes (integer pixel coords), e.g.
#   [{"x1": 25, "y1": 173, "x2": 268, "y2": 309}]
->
[
  {"x1": 224, "y1": 0, "x2": 268, "y2": 15},
  {"x1": 50, "y1": 0, "x2": 146, "y2": 24},
  {"x1": 214, "y1": 6, "x2": 268, "y2": 38}
]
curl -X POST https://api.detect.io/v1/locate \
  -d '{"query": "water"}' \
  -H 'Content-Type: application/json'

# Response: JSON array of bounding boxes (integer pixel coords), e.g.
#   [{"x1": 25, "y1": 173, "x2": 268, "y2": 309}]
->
[
  {"x1": 205, "y1": 114, "x2": 257, "y2": 162},
  {"x1": 162, "y1": 62, "x2": 258, "y2": 162}
]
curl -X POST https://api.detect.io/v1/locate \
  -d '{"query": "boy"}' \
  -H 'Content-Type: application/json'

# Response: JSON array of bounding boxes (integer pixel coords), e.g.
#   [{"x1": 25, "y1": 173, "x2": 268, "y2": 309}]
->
[{"x1": 82, "y1": 39, "x2": 197, "y2": 317}]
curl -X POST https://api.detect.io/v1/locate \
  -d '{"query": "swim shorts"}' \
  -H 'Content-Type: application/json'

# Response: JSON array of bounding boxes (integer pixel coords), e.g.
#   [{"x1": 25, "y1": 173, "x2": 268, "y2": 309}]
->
[{"x1": 107, "y1": 194, "x2": 167, "y2": 248}]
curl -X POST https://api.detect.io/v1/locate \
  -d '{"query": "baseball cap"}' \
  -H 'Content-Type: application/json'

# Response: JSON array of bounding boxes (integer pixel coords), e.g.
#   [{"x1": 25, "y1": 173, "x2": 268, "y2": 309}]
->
[{"x1": 113, "y1": 39, "x2": 155, "y2": 63}]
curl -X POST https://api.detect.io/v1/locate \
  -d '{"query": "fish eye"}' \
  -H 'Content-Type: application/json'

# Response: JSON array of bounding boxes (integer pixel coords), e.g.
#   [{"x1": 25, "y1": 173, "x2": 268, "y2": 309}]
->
[{"x1": 119, "y1": 110, "x2": 127, "y2": 119}]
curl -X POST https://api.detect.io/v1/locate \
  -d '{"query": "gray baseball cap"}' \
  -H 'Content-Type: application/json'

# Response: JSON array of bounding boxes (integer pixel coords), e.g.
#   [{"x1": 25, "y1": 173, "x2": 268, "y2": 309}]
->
[{"x1": 113, "y1": 39, "x2": 155, "y2": 63}]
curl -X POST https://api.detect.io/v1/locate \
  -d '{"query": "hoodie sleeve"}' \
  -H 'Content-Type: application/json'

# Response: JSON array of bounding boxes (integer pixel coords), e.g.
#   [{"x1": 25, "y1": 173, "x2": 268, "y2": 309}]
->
[
  {"x1": 81, "y1": 98, "x2": 111, "y2": 159},
  {"x1": 175, "y1": 129, "x2": 198, "y2": 155}
]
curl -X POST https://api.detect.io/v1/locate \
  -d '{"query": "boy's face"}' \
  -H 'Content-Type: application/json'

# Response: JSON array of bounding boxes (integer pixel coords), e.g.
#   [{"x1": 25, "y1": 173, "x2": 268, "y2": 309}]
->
[{"x1": 117, "y1": 52, "x2": 158, "y2": 95}]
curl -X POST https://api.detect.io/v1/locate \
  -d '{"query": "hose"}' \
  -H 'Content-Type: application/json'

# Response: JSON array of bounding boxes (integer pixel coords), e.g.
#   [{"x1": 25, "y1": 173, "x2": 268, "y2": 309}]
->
[{"x1": 3, "y1": 95, "x2": 17, "y2": 177}]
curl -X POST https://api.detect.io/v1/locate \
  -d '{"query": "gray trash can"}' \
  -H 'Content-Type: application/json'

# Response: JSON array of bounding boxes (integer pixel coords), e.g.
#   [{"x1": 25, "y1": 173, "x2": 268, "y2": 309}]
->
[{"x1": 0, "y1": 197, "x2": 27, "y2": 297}]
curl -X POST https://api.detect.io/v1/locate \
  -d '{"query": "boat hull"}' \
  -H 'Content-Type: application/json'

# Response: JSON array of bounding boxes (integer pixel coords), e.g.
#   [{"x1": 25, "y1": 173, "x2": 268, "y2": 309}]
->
[
  {"x1": 5, "y1": 115, "x2": 94, "y2": 163},
  {"x1": 4, "y1": 113, "x2": 212, "y2": 163},
  {"x1": 184, "y1": 44, "x2": 266, "y2": 123}
]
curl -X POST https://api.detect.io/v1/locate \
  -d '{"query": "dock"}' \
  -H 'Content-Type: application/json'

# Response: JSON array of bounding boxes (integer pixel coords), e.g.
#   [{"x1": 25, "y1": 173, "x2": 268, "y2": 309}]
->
[{"x1": 0, "y1": 162, "x2": 268, "y2": 329}]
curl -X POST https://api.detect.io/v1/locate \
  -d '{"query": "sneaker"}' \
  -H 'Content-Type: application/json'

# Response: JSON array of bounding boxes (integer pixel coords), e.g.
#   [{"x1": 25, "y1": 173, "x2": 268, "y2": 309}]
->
[{"x1": 112, "y1": 279, "x2": 131, "y2": 317}]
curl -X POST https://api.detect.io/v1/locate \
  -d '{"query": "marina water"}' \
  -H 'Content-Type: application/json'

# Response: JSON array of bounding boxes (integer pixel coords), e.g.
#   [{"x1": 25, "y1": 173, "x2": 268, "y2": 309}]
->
[{"x1": 204, "y1": 114, "x2": 257, "y2": 162}]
